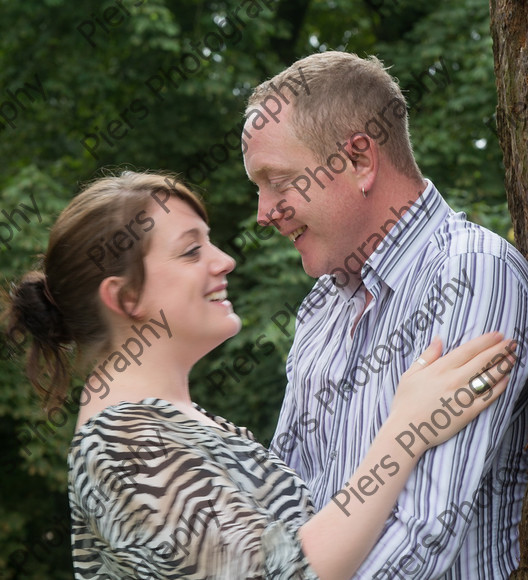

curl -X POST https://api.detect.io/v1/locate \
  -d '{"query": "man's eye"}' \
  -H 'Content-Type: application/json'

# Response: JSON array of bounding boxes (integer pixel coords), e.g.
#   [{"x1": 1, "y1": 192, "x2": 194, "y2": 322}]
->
[
  {"x1": 270, "y1": 181, "x2": 292, "y2": 193},
  {"x1": 182, "y1": 245, "x2": 201, "y2": 257}
]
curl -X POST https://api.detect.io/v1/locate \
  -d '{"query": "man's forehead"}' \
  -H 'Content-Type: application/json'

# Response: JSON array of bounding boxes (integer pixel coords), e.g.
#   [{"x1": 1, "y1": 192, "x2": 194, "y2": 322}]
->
[{"x1": 242, "y1": 104, "x2": 293, "y2": 138}]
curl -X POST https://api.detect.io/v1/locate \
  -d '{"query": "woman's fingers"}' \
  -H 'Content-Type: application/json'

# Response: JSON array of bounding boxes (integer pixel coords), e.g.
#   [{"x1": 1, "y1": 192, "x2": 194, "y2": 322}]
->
[
  {"x1": 434, "y1": 332, "x2": 504, "y2": 370},
  {"x1": 472, "y1": 373, "x2": 510, "y2": 408},
  {"x1": 447, "y1": 373, "x2": 510, "y2": 430},
  {"x1": 391, "y1": 334, "x2": 516, "y2": 452},
  {"x1": 408, "y1": 333, "x2": 516, "y2": 393},
  {"x1": 416, "y1": 372, "x2": 512, "y2": 451},
  {"x1": 406, "y1": 336, "x2": 443, "y2": 377},
  {"x1": 394, "y1": 334, "x2": 516, "y2": 417},
  {"x1": 451, "y1": 339, "x2": 517, "y2": 394},
  {"x1": 407, "y1": 333, "x2": 508, "y2": 379}
]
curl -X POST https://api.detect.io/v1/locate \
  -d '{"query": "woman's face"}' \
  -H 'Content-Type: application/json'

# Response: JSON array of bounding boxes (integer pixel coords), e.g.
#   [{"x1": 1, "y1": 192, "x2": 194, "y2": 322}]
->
[{"x1": 135, "y1": 196, "x2": 241, "y2": 361}]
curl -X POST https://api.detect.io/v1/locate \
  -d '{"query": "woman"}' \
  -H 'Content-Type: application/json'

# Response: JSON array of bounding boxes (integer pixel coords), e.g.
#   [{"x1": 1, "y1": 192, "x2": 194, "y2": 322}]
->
[{"x1": 5, "y1": 171, "x2": 515, "y2": 579}]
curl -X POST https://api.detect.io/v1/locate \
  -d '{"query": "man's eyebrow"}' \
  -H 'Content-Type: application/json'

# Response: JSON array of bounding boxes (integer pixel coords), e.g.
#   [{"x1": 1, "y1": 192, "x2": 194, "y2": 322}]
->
[{"x1": 251, "y1": 165, "x2": 295, "y2": 180}]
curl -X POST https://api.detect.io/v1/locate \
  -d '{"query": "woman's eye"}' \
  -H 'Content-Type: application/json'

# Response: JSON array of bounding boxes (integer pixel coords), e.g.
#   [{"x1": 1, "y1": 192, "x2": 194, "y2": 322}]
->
[{"x1": 182, "y1": 245, "x2": 201, "y2": 258}]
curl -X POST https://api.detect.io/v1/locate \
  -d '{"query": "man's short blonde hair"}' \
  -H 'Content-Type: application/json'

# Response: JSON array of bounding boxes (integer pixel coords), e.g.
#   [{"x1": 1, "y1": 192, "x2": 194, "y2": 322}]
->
[{"x1": 247, "y1": 51, "x2": 422, "y2": 180}]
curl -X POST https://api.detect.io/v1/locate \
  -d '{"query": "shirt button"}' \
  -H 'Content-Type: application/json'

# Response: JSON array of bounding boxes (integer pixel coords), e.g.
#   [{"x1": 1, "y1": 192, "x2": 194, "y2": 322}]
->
[{"x1": 330, "y1": 450, "x2": 337, "y2": 460}]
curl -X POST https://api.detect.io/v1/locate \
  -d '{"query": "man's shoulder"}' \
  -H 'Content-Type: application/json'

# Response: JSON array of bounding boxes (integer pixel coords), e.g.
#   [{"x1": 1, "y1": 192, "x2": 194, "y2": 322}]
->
[
  {"x1": 434, "y1": 209, "x2": 501, "y2": 252},
  {"x1": 432, "y1": 210, "x2": 528, "y2": 276}
]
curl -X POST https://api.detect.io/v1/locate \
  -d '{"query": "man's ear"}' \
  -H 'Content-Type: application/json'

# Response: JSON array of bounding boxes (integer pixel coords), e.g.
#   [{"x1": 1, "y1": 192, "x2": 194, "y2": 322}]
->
[
  {"x1": 98, "y1": 276, "x2": 142, "y2": 319},
  {"x1": 345, "y1": 132, "x2": 379, "y2": 191}
]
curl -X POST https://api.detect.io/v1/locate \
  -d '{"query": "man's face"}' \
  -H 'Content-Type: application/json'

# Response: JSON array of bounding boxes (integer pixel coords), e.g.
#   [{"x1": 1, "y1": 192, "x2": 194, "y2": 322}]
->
[{"x1": 242, "y1": 106, "x2": 367, "y2": 281}]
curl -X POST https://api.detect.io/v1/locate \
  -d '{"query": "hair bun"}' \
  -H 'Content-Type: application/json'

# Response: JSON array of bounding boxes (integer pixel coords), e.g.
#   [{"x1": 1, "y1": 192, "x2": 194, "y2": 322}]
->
[{"x1": 9, "y1": 271, "x2": 72, "y2": 345}]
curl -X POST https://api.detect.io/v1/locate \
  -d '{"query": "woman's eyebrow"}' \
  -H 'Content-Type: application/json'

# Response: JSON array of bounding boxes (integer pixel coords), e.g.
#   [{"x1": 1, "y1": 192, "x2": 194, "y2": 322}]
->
[{"x1": 177, "y1": 226, "x2": 210, "y2": 240}]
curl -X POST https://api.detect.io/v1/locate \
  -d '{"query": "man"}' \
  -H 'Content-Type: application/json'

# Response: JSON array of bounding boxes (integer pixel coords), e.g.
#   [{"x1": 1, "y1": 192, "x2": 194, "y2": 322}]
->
[{"x1": 242, "y1": 51, "x2": 528, "y2": 578}]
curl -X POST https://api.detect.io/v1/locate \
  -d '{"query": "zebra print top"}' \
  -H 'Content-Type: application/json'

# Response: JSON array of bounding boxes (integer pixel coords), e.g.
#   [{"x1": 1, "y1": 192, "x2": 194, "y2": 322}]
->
[{"x1": 68, "y1": 398, "x2": 320, "y2": 579}]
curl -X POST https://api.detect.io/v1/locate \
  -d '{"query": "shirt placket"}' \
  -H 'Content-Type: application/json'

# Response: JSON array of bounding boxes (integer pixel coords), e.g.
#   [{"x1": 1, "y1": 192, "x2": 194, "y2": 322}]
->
[{"x1": 320, "y1": 286, "x2": 377, "y2": 502}]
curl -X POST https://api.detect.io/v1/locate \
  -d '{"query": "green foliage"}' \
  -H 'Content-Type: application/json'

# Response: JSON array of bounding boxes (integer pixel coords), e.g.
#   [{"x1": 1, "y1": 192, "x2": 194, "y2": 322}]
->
[
  {"x1": 0, "y1": 0, "x2": 510, "y2": 576},
  {"x1": 370, "y1": 0, "x2": 511, "y2": 235}
]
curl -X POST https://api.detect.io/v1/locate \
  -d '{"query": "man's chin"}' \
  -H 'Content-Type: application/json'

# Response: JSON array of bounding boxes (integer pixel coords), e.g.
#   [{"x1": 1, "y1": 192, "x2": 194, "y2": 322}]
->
[
  {"x1": 300, "y1": 256, "x2": 324, "y2": 279},
  {"x1": 301, "y1": 259, "x2": 361, "y2": 288}
]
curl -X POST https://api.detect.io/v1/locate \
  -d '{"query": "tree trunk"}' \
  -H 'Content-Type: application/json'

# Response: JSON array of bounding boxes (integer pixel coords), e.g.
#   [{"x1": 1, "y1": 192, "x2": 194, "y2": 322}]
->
[
  {"x1": 489, "y1": 0, "x2": 528, "y2": 258},
  {"x1": 489, "y1": 2, "x2": 528, "y2": 577},
  {"x1": 511, "y1": 481, "x2": 528, "y2": 579}
]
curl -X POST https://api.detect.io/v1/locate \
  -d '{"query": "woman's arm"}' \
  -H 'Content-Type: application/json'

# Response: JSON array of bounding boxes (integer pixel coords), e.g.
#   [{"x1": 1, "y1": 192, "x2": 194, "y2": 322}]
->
[{"x1": 298, "y1": 332, "x2": 516, "y2": 580}]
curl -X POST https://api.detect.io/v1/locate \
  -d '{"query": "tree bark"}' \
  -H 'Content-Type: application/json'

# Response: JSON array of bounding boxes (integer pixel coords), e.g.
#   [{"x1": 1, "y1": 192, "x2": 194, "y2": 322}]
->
[
  {"x1": 511, "y1": 480, "x2": 528, "y2": 579},
  {"x1": 489, "y1": 2, "x2": 528, "y2": 577},
  {"x1": 489, "y1": 0, "x2": 528, "y2": 258},
  {"x1": 490, "y1": 0, "x2": 528, "y2": 580}
]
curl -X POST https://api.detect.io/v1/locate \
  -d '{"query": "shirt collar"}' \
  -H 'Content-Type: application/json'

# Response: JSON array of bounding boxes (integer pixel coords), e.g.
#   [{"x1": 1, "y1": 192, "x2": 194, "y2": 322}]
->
[
  {"x1": 362, "y1": 180, "x2": 451, "y2": 292},
  {"x1": 333, "y1": 278, "x2": 364, "y2": 301},
  {"x1": 330, "y1": 180, "x2": 451, "y2": 300}
]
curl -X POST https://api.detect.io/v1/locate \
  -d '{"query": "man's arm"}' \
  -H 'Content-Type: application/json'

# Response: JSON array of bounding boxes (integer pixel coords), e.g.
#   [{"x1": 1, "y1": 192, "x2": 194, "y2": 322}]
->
[{"x1": 356, "y1": 251, "x2": 528, "y2": 579}]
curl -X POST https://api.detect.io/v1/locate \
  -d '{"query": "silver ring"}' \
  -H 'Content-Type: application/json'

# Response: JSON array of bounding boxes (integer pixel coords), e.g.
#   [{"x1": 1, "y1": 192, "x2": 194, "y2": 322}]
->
[
  {"x1": 416, "y1": 357, "x2": 427, "y2": 367},
  {"x1": 469, "y1": 375, "x2": 493, "y2": 396}
]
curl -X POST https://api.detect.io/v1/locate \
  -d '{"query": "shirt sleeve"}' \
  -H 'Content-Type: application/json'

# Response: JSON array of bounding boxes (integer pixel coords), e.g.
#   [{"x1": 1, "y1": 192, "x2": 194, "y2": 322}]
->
[
  {"x1": 69, "y1": 416, "x2": 319, "y2": 580},
  {"x1": 355, "y1": 252, "x2": 528, "y2": 578}
]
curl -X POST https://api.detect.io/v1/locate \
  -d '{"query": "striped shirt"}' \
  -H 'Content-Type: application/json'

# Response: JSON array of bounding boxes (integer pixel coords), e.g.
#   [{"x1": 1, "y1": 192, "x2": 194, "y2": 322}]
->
[{"x1": 271, "y1": 180, "x2": 528, "y2": 579}]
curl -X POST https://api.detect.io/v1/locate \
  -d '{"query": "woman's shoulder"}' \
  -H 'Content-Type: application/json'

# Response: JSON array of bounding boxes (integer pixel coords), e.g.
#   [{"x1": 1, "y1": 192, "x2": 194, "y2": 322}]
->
[
  {"x1": 72, "y1": 398, "x2": 254, "y2": 442},
  {"x1": 68, "y1": 398, "x2": 189, "y2": 469},
  {"x1": 68, "y1": 398, "x2": 256, "y2": 473},
  {"x1": 71, "y1": 398, "x2": 174, "y2": 445},
  {"x1": 67, "y1": 398, "x2": 211, "y2": 505},
  {"x1": 75, "y1": 397, "x2": 177, "y2": 427}
]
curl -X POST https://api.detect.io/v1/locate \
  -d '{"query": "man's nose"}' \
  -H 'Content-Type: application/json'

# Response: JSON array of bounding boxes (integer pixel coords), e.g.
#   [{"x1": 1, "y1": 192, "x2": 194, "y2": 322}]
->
[{"x1": 256, "y1": 192, "x2": 282, "y2": 230}]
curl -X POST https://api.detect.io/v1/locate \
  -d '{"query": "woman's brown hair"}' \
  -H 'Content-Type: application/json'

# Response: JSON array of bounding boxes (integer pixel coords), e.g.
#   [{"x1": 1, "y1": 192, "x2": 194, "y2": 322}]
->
[{"x1": 3, "y1": 170, "x2": 207, "y2": 408}]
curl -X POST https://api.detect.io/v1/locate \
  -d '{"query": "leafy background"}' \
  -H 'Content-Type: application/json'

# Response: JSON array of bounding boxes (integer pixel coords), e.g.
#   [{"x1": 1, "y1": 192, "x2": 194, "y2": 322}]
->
[{"x1": 0, "y1": 0, "x2": 511, "y2": 576}]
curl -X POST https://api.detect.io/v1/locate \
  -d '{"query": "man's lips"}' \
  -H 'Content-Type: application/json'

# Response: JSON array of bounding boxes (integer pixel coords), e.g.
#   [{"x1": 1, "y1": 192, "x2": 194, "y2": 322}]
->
[{"x1": 288, "y1": 226, "x2": 307, "y2": 242}]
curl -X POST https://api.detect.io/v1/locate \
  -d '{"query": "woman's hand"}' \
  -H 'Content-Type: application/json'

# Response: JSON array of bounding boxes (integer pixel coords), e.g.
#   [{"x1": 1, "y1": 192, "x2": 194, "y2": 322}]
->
[{"x1": 390, "y1": 332, "x2": 517, "y2": 452}]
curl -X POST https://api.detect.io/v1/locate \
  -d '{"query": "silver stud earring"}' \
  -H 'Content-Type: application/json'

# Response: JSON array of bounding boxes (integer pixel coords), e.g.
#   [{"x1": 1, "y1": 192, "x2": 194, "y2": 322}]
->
[{"x1": 362, "y1": 187, "x2": 367, "y2": 199}]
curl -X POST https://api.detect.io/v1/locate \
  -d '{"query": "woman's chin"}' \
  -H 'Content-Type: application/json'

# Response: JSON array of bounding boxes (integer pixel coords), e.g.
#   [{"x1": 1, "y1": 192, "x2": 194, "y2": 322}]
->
[
  {"x1": 210, "y1": 313, "x2": 242, "y2": 349},
  {"x1": 226, "y1": 312, "x2": 242, "y2": 337}
]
